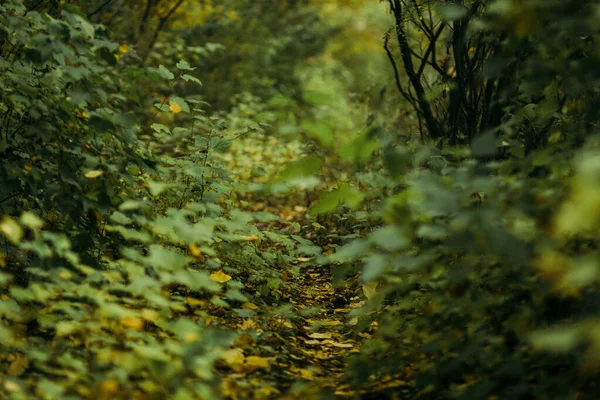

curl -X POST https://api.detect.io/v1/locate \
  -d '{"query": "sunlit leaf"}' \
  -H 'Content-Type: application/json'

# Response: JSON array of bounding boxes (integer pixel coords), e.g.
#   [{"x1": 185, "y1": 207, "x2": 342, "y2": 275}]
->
[{"x1": 210, "y1": 270, "x2": 232, "y2": 283}]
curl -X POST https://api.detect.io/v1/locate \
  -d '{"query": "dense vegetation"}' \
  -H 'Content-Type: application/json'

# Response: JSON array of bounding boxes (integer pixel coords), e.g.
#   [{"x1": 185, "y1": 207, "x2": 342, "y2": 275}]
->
[{"x1": 1, "y1": 0, "x2": 599, "y2": 399}]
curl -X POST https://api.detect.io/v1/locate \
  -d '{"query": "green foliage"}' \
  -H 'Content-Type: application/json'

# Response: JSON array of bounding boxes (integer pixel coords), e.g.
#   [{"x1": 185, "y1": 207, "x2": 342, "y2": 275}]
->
[{"x1": 2, "y1": 0, "x2": 600, "y2": 399}]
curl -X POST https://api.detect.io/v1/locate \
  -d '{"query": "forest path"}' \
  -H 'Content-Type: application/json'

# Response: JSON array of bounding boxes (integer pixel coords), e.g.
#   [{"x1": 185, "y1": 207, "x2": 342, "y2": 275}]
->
[
  {"x1": 215, "y1": 136, "x2": 378, "y2": 398},
  {"x1": 215, "y1": 198, "x2": 368, "y2": 399}
]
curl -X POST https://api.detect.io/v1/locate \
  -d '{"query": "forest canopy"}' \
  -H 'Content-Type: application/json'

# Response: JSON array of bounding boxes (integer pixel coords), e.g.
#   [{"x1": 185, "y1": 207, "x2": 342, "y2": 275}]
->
[{"x1": 1, "y1": 0, "x2": 599, "y2": 399}]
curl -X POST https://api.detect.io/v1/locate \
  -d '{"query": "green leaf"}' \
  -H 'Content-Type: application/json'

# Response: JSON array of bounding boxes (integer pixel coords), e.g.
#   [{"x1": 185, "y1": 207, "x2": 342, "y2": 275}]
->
[
  {"x1": 171, "y1": 96, "x2": 191, "y2": 113},
  {"x1": 302, "y1": 121, "x2": 333, "y2": 147},
  {"x1": 110, "y1": 211, "x2": 132, "y2": 225},
  {"x1": 119, "y1": 200, "x2": 148, "y2": 211},
  {"x1": 151, "y1": 123, "x2": 171, "y2": 135},
  {"x1": 147, "y1": 245, "x2": 190, "y2": 271},
  {"x1": 176, "y1": 60, "x2": 195, "y2": 71},
  {"x1": 211, "y1": 138, "x2": 232, "y2": 153},
  {"x1": 181, "y1": 74, "x2": 202, "y2": 85},
  {"x1": 147, "y1": 180, "x2": 171, "y2": 196},
  {"x1": 438, "y1": 4, "x2": 468, "y2": 21},
  {"x1": 276, "y1": 155, "x2": 322, "y2": 182},
  {"x1": 340, "y1": 128, "x2": 380, "y2": 163},
  {"x1": 363, "y1": 254, "x2": 389, "y2": 282},
  {"x1": 20, "y1": 212, "x2": 44, "y2": 230},
  {"x1": 158, "y1": 65, "x2": 175, "y2": 80},
  {"x1": 310, "y1": 184, "x2": 364, "y2": 215},
  {"x1": 530, "y1": 325, "x2": 582, "y2": 352},
  {"x1": 369, "y1": 226, "x2": 411, "y2": 251},
  {"x1": 154, "y1": 103, "x2": 171, "y2": 112},
  {"x1": 89, "y1": 115, "x2": 114, "y2": 133}
]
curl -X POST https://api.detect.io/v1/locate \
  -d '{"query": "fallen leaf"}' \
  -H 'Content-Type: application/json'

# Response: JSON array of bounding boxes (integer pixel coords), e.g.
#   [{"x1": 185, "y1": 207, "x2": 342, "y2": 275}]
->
[
  {"x1": 254, "y1": 385, "x2": 280, "y2": 398},
  {"x1": 242, "y1": 235, "x2": 260, "y2": 241},
  {"x1": 288, "y1": 366, "x2": 315, "y2": 380},
  {"x1": 308, "y1": 332, "x2": 332, "y2": 339},
  {"x1": 321, "y1": 320, "x2": 342, "y2": 327},
  {"x1": 245, "y1": 355, "x2": 270, "y2": 371},
  {"x1": 188, "y1": 244, "x2": 205, "y2": 261},
  {"x1": 331, "y1": 342, "x2": 354, "y2": 348},
  {"x1": 120, "y1": 316, "x2": 144, "y2": 331},
  {"x1": 222, "y1": 348, "x2": 245, "y2": 366},
  {"x1": 242, "y1": 302, "x2": 260, "y2": 311},
  {"x1": 210, "y1": 270, "x2": 232, "y2": 283},
  {"x1": 234, "y1": 333, "x2": 255, "y2": 347},
  {"x1": 240, "y1": 319, "x2": 257, "y2": 330},
  {"x1": 7, "y1": 355, "x2": 28, "y2": 376},
  {"x1": 302, "y1": 339, "x2": 322, "y2": 345}
]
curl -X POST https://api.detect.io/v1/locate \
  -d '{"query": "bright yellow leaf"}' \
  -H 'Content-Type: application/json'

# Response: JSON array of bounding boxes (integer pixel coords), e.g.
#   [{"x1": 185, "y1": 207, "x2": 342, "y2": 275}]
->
[
  {"x1": 169, "y1": 101, "x2": 183, "y2": 114},
  {"x1": 210, "y1": 270, "x2": 232, "y2": 283},
  {"x1": 120, "y1": 316, "x2": 144, "y2": 331},
  {"x1": 242, "y1": 302, "x2": 259, "y2": 311},
  {"x1": 118, "y1": 43, "x2": 129, "y2": 54},
  {"x1": 84, "y1": 170, "x2": 104, "y2": 178}
]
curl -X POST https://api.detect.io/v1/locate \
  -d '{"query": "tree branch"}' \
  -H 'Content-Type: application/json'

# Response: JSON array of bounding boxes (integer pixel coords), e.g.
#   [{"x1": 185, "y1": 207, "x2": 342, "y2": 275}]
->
[
  {"x1": 390, "y1": 0, "x2": 443, "y2": 138},
  {"x1": 87, "y1": 0, "x2": 115, "y2": 18},
  {"x1": 384, "y1": 34, "x2": 421, "y2": 114}
]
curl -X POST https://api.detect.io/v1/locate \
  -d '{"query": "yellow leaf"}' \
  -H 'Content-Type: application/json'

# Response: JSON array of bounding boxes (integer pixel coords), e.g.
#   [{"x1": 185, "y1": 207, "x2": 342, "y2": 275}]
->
[
  {"x1": 188, "y1": 244, "x2": 205, "y2": 261},
  {"x1": 289, "y1": 366, "x2": 315, "y2": 380},
  {"x1": 240, "y1": 319, "x2": 257, "y2": 330},
  {"x1": 141, "y1": 309, "x2": 159, "y2": 322},
  {"x1": 210, "y1": 270, "x2": 232, "y2": 283},
  {"x1": 242, "y1": 234, "x2": 260, "y2": 241},
  {"x1": 222, "y1": 348, "x2": 245, "y2": 366},
  {"x1": 233, "y1": 333, "x2": 255, "y2": 347},
  {"x1": 169, "y1": 101, "x2": 183, "y2": 114},
  {"x1": 245, "y1": 355, "x2": 270, "y2": 371},
  {"x1": 118, "y1": 43, "x2": 129, "y2": 54},
  {"x1": 120, "y1": 316, "x2": 144, "y2": 331},
  {"x1": 3, "y1": 380, "x2": 22, "y2": 393},
  {"x1": 242, "y1": 302, "x2": 259, "y2": 311},
  {"x1": 7, "y1": 354, "x2": 28, "y2": 376},
  {"x1": 254, "y1": 385, "x2": 280, "y2": 397},
  {"x1": 0, "y1": 217, "x2": 23, "y2": 245},
  {"x1": 308, "y1": 332, "x2": 332, "y2": 339},
  {"x1": 84, "y1": 170, "x2": 104, "y2": 178},
  {"x1": 331, "y1": 342, "x2": 354, "y2": 348},
  {"x1": 183, "y1": 331, "x2": 200, "y2": 343},
  {"x1": 362, "y1": 281, "x2": 380, "y2": 300}
]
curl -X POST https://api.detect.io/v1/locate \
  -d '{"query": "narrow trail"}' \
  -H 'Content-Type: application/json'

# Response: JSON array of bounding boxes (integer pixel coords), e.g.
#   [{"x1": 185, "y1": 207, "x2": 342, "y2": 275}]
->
[{"x1": 214, "y1": 198, "x2": 367, "y2": 399}]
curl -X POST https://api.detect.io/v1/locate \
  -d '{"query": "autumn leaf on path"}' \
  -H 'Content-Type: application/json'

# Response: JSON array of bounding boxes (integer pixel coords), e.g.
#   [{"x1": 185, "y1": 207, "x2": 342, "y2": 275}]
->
[
  {"x1": 210, "y1": 270, "x2": 232, "y2": 283},
  {"x1": 308, "y1": 332, "x2": 332, "y2": 339}
]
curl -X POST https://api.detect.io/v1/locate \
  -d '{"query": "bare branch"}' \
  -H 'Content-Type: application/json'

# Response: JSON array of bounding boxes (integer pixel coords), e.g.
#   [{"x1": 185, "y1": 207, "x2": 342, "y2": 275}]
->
[{"x1": 384, "y1": 34, "x2": 420, "y2": 113}]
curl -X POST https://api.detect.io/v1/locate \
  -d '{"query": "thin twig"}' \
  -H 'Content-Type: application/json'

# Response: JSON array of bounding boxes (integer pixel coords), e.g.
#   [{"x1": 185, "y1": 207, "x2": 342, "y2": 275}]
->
[{"x1": 87, "y1": 0, "x2": 115, "y2": 18}]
